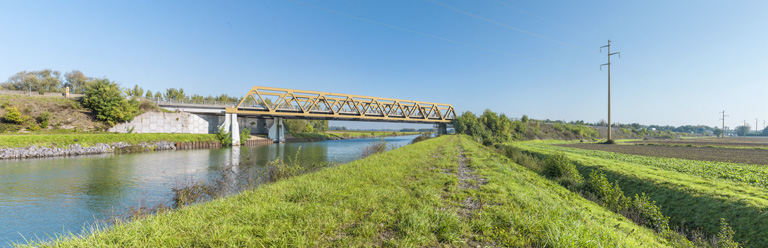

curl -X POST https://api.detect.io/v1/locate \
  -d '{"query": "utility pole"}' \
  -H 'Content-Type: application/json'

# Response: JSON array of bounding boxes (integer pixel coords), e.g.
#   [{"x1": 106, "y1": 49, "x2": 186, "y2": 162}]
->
[
  {"x1": 757, "y1": 118, "x2": 759, "y2": 133},
  {"x1": 601, "y1": 40, "x2": 620, "y2": 142},
  {"x1": 719, "y1": 110, "x2": 728, "y2": 138}
]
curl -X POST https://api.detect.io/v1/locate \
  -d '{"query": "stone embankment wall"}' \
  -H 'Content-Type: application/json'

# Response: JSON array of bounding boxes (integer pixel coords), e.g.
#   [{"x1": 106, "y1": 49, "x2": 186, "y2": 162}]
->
[{"x1": 0, "y1": 141, "x2": 176, "y2": 160}]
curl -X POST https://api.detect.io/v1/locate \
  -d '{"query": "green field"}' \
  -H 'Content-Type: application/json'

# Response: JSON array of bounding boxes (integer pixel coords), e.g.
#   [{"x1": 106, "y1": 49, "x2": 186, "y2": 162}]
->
[
  {"x1": 25, "y1": 135, "x2": 671, "y2": 247},
  {"x1": 513, "y1": 142, "x2": 768, "y2": 247},
  {"x1": 0, "y1": 133, "x2": 217, "y2": 148}
]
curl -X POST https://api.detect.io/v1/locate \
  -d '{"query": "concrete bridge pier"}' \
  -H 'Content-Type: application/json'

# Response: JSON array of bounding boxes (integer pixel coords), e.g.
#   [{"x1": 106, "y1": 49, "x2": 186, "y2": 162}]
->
[
  {"x1": 268, "y1": 117, "x2": 285, "y2": 143},
  {"x1": 437, "y1": 123, "x2": 448, "y2": 135},
  {"x1": 230, "y1": 113, "x2": 240, "y2": 146}
]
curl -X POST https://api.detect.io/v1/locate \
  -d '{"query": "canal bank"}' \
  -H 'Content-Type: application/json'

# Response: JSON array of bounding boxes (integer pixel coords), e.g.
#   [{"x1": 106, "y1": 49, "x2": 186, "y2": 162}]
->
[
  {"x1": 0, "y1": 135, "x2": 420, "y2": 246},
  {"x1": 0, "y1": 132, "x2": 422, "y2": 160},
  {"x1": 15, "y1": 135, "x2": 672, "y2": 247}
]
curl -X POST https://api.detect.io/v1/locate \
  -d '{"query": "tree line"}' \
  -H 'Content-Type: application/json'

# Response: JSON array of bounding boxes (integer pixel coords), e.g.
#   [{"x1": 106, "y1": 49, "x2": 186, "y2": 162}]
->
[{"x1": 1, "y1": 69, "x2": 241, "y2": 103}]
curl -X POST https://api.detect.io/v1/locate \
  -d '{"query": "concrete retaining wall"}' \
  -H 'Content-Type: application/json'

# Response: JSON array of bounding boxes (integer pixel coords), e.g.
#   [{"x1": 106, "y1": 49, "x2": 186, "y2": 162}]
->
[
  {"x1": 108, "y1": 112, "x2": 220, "y2": 134},
  {"x1": 108, "y1": 112, "x2": 270, "y2": 134}
]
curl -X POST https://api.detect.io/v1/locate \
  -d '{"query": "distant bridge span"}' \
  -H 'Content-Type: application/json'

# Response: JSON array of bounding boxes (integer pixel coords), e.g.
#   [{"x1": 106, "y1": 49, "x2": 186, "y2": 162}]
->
[
  {"x1": 159, "y1": 86, "x2": 455, "y2": 145},
  {"x1": 225, "y1": 86, "x2": 456, "y2": 124}
]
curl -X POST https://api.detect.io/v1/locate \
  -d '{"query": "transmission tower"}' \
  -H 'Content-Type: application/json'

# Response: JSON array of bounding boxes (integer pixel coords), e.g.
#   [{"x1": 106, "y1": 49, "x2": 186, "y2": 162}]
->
[
  {"x1": 601, "y1": 40, "x2": 620, "y2": 141},
  {"x1": 719, "y1": 111, "x2": 728, "y2": 138}
]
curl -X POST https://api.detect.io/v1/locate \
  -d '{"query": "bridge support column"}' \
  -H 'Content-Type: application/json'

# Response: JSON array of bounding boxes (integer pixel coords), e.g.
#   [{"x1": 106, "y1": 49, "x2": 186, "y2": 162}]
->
[
  {"x1": 437, "y1": 123, "x2": 448, "y2": 135},
  {"x1": 230, "y1": 113, "x2": 240, "y2": 146},
  {"x1": 268, "y1": 117, "x2": 285, "y2": 143}
]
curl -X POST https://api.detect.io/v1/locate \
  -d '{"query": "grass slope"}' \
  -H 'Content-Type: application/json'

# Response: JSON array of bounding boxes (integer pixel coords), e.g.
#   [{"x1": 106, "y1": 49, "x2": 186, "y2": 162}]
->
[
  {"x1": 27, "y1": 135, "x2": 669, "y2": 247},
  {"x1": 0, "y1": 133, "x2": 217, "y2": 148},
  {"x1": 517, "y1": 143, "x2": 768, "y2": 247}
]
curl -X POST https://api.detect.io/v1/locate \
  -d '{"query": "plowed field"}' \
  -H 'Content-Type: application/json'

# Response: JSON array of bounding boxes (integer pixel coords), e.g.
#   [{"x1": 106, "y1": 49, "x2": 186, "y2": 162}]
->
[{"x1": 559, "y1": 143, "x2": 768, "y2": 165}]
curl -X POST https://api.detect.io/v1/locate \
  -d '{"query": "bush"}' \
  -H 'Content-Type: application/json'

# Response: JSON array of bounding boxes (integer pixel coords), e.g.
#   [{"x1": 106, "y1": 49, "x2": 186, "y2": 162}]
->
[
  {"x1": 362, "y1": 140, "x2": 389, "y2": 158},
  {"x1": 39, "y1": 111, "x2": 51, "y2": 128},
  {"x1": 82, "y1": 79, "x2": 139, "y2": 126},
  {"x1": 28, "y1": 123, "x2": 41, "y2": 131},
  {"x1": 239, "y1": 128, "x2": 251, "y2": 144},
  {"x1": 627, "y1": 193, "x2": 669, "y2": 233},
  {"x1": 410, "y1": 133, "x2": 431, "y2": 144},
  {"x1": 586, "y1": 171, "x2": 629, "y2": 212},
  {"x1": 215, "y1": 126, "x2": 232, "y2": 146},
  {"x1": 543, "y1": 153, "x2": 583, "y2": 188},
  {"x1": 3, "y1": 107, "x2": 26, "y2": 124}
]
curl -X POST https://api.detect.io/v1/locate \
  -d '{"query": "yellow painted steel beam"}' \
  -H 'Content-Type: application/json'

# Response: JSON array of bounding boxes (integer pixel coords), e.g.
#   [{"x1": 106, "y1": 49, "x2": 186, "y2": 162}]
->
[{"x1": 225, "y1": 86, "x2": 456, "y2": 123}]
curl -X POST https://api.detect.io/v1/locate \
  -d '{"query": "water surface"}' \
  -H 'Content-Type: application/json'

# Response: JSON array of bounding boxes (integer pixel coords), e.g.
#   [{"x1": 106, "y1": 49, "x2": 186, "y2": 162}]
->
[{"x1": 0, "y1": 135, "x2": 418, "y2": 246}]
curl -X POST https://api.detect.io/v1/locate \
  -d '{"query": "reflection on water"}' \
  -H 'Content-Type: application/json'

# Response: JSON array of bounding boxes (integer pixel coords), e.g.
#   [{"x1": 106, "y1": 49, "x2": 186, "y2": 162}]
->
[{"x1": 0, "y1": 135, "x2": 418, "y2": 246}]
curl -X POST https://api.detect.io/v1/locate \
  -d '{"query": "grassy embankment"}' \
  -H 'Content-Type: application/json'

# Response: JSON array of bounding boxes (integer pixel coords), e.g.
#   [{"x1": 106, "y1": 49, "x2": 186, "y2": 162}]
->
[
  {"x1": 0, "y1": 133, "x2": 217, "y2": 149},
  {"x1": 26, "y1": 135, "x2": 670, "y2": 247},
  {"x1": 513, "y1": 142, "x2": 768, "y2": 247}
]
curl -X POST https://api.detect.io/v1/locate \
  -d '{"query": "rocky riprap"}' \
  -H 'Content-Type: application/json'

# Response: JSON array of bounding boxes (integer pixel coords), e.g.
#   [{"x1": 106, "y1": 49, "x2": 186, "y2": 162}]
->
[{"x1": 0, "y1": 141, "x2": 177, "y2": 159}]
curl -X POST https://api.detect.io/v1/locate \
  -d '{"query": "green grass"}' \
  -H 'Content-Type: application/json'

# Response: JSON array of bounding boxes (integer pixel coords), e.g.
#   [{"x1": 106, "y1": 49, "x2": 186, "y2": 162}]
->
[
  {"x1": 24, "y1": 135, "x2": 670, "y2": 247},
  {"x1": 514, "y1": 142, "x2": 768, "y2": 247},
  {"x1": 0, "y1": 133, "x2": 217, "y2": 148},
  {"x1": 547, "y1": 144, "x2": 768, "y2": 188}
]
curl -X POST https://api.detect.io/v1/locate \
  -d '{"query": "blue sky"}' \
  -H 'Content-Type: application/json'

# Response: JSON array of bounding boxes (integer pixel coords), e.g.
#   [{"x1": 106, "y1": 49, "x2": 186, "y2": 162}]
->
[{"x1": 1, "y1": 0, "x2": 766, "y2": 130}]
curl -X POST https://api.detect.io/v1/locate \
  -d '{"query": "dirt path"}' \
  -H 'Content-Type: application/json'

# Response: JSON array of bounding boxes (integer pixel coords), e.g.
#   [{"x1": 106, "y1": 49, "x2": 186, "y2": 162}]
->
[{"x1": 456, "y1": 147, "x2": 485, "y2": 219}]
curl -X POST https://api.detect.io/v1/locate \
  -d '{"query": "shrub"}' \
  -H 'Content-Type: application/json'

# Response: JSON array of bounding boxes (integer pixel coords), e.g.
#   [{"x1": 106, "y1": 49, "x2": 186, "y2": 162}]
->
[
  {"x1": 28, "y1": 123, "x2": 41, "y2": 131},
  {"x1": 81, "y1": 79, "x2": 139, "y2": 126},
  {"x1": 586, "y1": 171, "x2": 629, "y2": 212},
  {"x1": 3, "y1": 107, "x2": 25, "y2": 124},
  {"x1": 715, "y1": 218, "x2": 739, "y2": 248},
  {"x1": 239, "y1": 128, "x2": 251, "y2": 144},
  {"x1": 411, "y1": 133, "x2": 431, "y2": 144},
  {"x1": 626, "y1": 193, "x2": 669, "y2": 233},
  {"x1": 543, "y1": 153, "x2": 583, "y2": 188},
  {"x1": 362, "y1": 140, "x2": 388, "y2": 158},
  {"x1": 39, "y1": 111, "x2": 51, "y2": 128},
  {"x1": 215, "y1": 126, "x2": 232, "y2": 146}
]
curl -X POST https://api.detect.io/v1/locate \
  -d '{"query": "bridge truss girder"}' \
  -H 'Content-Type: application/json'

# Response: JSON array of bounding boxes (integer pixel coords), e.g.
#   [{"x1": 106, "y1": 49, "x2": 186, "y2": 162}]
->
[{"x1": 225, "y1": 86, "x2": 456, "y2": 123}]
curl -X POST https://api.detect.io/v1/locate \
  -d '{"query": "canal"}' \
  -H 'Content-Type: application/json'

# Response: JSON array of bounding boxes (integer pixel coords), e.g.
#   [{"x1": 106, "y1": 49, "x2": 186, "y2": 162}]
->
[{"x1": 0, "y1": 135, "x2": 419, "y2": 246}]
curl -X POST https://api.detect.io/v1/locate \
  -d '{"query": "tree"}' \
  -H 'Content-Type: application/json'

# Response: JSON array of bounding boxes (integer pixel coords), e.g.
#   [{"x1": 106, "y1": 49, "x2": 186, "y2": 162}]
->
[
  {"x1": 310, "y1": 120, "x2": 328, "y2": 133},
  {"x1": 64, "y1": 70, "x2": 89, "y2": 94},
  {"x1": 129, "y1": 85, "x2": 145, "y2": 98},
  {"x1": 762, "y1": 127, "x2": 768, "y2": 136},
  {"x1": 713, "y1": 128, "x2": 723, "y2": 137},
  {"x1": 735, "y1": 125, "x2": 751, "y2": 136},
  {"x1": 82, "y1": 79, "x2": 139, "y2": 126},
  {"x1": 154, "y1": 92, "x2": 163, "y2": 101},
  {"x1": 164, "y1": 88, "x2": 186, "y2": 101},
  {"x1": 145, "y1": 90, "x2": 153, "y2": 99},
  {"x1": 1, "y1": 70, "x2": 63, "y2": 93}
]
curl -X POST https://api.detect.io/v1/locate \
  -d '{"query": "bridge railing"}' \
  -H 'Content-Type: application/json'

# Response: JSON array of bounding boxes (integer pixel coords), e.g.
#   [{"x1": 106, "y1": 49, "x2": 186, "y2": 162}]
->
[{"x1": 155, "y1": 99, "x2": 240, "y2": 107}]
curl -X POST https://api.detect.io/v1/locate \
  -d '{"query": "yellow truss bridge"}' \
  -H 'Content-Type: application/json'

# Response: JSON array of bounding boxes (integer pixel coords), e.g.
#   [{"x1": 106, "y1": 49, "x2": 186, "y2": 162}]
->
[{"x1": 225, "y1": 86, "x2": 456, "y2": 123}]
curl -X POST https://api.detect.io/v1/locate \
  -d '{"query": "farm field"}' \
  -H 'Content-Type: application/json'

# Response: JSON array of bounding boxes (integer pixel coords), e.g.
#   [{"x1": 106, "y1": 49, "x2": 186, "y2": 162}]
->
[
  {"x1": 515, "y1": 142, "x2": 768, "y2": 247},
  {"x1": 628, "y1": 137, "x2": 768, "y2": 148},
  {"x1": 560, "y1": 143, "x2": 768, "y2": 165}
]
